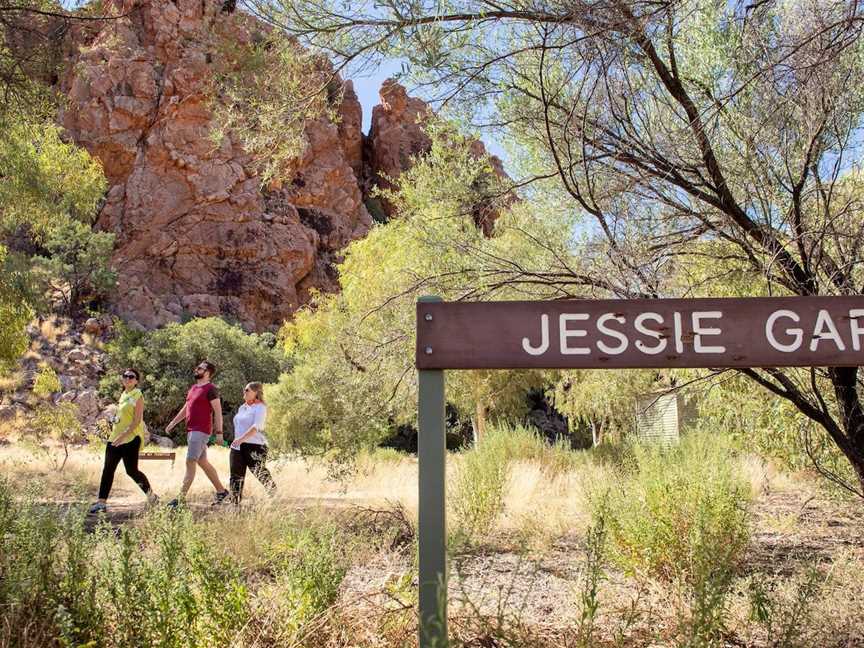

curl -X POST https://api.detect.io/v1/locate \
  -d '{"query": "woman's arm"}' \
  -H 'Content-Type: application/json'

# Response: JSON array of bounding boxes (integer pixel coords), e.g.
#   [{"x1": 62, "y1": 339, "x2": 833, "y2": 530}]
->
[
  {"x1": 231, "y1": 425, "x2": 257, "y2": 448},
  {"x1": 231, "y1": 406, "x2": 266, "y2": 448}
]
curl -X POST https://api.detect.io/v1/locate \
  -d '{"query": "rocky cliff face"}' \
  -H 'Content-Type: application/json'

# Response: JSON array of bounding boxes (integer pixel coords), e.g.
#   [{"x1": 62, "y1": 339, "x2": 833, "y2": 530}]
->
[{"x1": 59, "y1": 0, "x2": 506, "y2": 331}]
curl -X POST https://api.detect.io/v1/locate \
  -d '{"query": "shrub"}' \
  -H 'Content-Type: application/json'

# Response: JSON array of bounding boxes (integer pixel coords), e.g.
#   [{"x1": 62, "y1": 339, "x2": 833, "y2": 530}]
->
[
  {"x1": 32, "y1": 363, "x2": 61, "y2": 398},
  {"x1": 32, "y1": 218, "x2": 117, "y2": 315},
  {"x1": 0, "y1": 245, "x2": 32, "y2": 372},
  {"x1": 254, "y1": 523, "x2": 347, "y2": 642},
  {"x1": 28, "y1": 402, "x2": 84, "y2": 471},
  {"x1": 99, "y1": 510, "x2": 249, "y2": 648},
  {"x1": 0, "y1": 480, "x2": 102, "y2": 646},
  {"x1": 101, "y1": 317, "x2": 285, "y2": 439},
  {"x1": 480, "y1": 422, "x2": 580, "y2": 477},
  {"x1": 450, "y1": 433, "x2": 511, "y2": 543},
  {"x1": 596, "y1": 433, "x2": 752, "y2": 641},
  {"x1": 266, "y1": 359, "x2": 393, "y2": 461},
  {"x1": 0, "y1": 480, "x2": 250, "y2": 648}
]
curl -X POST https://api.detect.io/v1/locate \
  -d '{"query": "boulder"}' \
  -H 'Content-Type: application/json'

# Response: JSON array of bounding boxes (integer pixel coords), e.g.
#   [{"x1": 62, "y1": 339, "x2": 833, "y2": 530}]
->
[
  {"x1": 74, "y1": 389, "x2": 100, "y2": 421},
  {"x1": 56, "y1": 2, "x2": 509, "y2": 332},
  {"x1": 148, "y1": 433, "x2": 176, "y2": 449},
  {"x1": 83, "y1": 317, "x2": 102, "y2": 335},
  {"x1": 65, "y1": 348, "x2": 88, "y2": 364}
]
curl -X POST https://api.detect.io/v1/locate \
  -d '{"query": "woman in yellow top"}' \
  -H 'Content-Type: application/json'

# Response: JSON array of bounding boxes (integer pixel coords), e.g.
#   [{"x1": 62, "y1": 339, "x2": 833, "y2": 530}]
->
[{"x1": 89, "y1": 368, "x2": 158, "y2": 514}]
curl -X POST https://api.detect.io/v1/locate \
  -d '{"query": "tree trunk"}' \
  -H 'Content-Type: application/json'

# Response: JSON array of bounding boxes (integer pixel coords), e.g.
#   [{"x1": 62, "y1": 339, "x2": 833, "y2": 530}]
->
[
  {"x1": 471, "y1": 402, "x2": 487, "y2": 447},
  {"x1": 829, "y1": 367, "x2": 864, "y2": 494}
]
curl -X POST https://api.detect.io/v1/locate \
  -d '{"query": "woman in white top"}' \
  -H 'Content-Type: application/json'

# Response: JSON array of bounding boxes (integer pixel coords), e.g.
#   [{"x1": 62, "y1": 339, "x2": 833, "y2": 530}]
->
[{"x1": 229, "y1": 382, "x2": 276, "y2": 504}]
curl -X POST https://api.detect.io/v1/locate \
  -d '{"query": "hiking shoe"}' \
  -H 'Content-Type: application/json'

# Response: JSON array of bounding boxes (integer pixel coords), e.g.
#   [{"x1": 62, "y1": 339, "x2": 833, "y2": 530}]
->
[
  {"x1": 212, "y1": 490, "x2": 230, "y2": 506},
  {"x1": 88, "y1": 502, "x2": 107, "y2": 515},
  {"x1": 146, "y1": 493, "x2": 160, "y2": 508},
  {"x1": 166, "y1": 498, "x2": 181, "y2": 509}
]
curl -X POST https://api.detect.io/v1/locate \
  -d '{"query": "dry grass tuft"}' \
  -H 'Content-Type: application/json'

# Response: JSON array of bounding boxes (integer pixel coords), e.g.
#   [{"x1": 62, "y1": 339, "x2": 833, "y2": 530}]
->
[{"x1": 38, "y1": 317, "x2": 68, "y2": 344}]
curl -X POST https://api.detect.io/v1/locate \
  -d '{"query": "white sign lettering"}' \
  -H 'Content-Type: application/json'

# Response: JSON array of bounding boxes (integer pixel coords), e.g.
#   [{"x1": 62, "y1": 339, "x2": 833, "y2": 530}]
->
[{"x1": 517, "y1": 308, "x2": 864, "y2": 358}]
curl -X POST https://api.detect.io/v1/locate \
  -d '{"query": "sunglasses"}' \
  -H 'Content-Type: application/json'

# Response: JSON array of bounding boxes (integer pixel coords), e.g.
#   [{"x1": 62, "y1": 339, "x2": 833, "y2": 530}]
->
[{"x1": 122, "y1": 373, "x2": 136, "y2": 380}]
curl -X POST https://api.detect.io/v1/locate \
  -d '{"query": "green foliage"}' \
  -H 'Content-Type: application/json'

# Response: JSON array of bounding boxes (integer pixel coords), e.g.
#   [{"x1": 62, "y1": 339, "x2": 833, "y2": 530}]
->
[
  {"x1": 0, "y1": 481, "x2": 104, "y2": 647},
  {"x1": 101, "y1": 318, "x2": 285, "y2": 438},
  {"x1": 33, "y1": 363, "x2": 61, "y2": 398},
  {"x1": 258, "y1": 524, "x2": 347, "y2": 641},
  {"x1": 257, "y1": 0, "x2": 864, "y2": 490},
  {"x1": 747, "y1": 567, "x2": 823, "y2": 648},
  {"x1": 479, "y1": 421, "x2": 579, "y2": 476},
  {"x1": 0, "y1": 120, "x2": 106, "y2": 235},
  {"x1": 596, "y1": 434, "x2": 752, "y2": 642},
  {"x1": 0, "y1": 480, "x2": 251, "y2": 648},
  {"x1": 32, "y1": 218, "x2": 117, "y2": 314},
  {"x1": 0, "y1": 78, "x2": 106, "y2": 340},
  {"x1": 0, "y1": 244, "x2": 31, "y2": 372},
  {"x1": 551, "y1": 369, "x2": 667, "y2": 439},
  {"x1": 694, "y1": 372, "x2": 860, "y2": 494},
  {"x1": 269, "y1": 122, "x2": 559, "y2": 460},
  {"x1": 209, "y1": 30, "x2": 336, "y2": 186},
  {"x1": 28, "y1": 402, "x2": 84, "y2": 472},
  {"x1": 101, "y1": 510, "x2": 249, "y2": 648},
  {"x1": 450, "y1": 434, "x2": 510, "y2": 544}
]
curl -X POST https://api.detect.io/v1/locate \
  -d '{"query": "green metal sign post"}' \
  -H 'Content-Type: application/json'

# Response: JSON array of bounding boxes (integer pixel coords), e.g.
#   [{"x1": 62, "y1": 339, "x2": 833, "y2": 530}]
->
[{"x1": 417, "y1": 296, "x2": 447, "y2": 647}]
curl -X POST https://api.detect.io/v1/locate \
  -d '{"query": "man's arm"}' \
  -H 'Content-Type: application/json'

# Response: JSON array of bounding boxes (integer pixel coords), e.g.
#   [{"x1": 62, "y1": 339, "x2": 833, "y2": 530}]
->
[
  {"x1": 165, "y1": 404, "x2": 187, "y2": 433},
  {"x1": 210, "y1": 398, "x2": 223, "y2": 442}
]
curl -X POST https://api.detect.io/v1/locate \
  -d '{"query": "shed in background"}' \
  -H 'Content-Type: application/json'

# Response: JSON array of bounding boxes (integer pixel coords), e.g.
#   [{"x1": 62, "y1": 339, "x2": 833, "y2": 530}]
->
[{"x1": 635, "y1": 392, "x2": 696, "y2": 444}]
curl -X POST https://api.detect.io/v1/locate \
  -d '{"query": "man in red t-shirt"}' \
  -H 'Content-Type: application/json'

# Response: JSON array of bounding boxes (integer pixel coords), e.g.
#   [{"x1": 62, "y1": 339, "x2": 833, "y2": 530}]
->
[{"x1": 165, "y1": 360, "x2": 230, "y2": 506}]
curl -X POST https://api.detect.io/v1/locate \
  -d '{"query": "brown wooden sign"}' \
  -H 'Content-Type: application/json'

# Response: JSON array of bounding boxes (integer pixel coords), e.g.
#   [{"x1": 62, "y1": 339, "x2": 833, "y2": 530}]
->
[{"x1": 415, "y1": 297, "x2": 864, "y2": 370}]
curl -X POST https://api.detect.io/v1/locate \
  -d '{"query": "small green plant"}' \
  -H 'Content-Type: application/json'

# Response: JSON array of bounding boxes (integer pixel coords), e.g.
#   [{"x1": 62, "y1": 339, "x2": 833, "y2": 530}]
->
[
  {"x1": 33, "y1": 363, "x2": 61, "y2": 398},
  {"x1": 0, "y1": 489, "x2": 253, "y2": 648},
  {"x1": 256, "y1": 523, "x2": 347, "y2": 642},
  {"x1": 29, "y1": 401, "x2": 84, "y2": 471},
  {"x1": 596, "y1": 434, "x2": 752, "y2": 644},
  {"x1": 481, "y1": 422, "x2": 579, "y2": 476},
  {"x1": 0, "y1": 245, "x2": 32, "y2": 371},
  {"x1": 577, "y1": 503, "x2": 608, "y2": 647},
  {"x1": 747, "y1": 567, "x2": 823, "y2": 648},
  {"x1": 450, "y1": 433, "x2": 510, "y2": 544}
]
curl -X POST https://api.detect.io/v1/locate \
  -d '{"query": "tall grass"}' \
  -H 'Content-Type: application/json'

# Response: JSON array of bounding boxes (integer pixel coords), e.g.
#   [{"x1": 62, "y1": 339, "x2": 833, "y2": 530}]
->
[
  {"x1": 0, "y1": 478, "x2": 350, "y2": 648},
  {"x1": 596, "y1": 433, "x2": 752, "y2": 643},
  {"x1": 449, "y1": 423, "x2": 582, "y2": 544}
]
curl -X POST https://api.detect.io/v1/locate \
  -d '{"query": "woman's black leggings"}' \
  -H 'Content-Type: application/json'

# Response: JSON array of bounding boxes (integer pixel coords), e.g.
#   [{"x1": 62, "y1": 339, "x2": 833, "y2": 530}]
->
[
  {"x1": 229, "y1": 443, "x2": 276, "y2": 503},
  {"x1": 98, "y1": 436, "x2": 152, "y2": 500}
]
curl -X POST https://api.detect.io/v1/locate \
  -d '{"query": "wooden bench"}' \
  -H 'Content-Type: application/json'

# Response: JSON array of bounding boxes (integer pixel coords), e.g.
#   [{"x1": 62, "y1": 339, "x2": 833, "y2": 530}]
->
[{"x1": 139, "y1": 451, "x2": 176, "y2": 468}]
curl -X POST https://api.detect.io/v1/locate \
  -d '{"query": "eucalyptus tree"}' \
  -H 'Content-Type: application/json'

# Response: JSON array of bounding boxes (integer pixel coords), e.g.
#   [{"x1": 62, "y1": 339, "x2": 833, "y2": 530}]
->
[
  {"x1": 269, "y1": 123, "x2": 559, "y2": 457},
  {"x1": 246, "y1": 0, "x2": 864, "y2": 493},
  {"x1": 0, "y1": 1, "x2": 109, "y2": 368}
]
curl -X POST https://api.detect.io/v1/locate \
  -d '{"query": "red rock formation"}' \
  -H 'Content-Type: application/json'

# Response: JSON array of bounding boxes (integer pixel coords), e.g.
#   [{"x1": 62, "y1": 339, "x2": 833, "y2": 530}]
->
[
  {"x1": 60, "y1": 0, "x2": 370, "y2": 330},
  {"x1": 367, "y1": 78, "x2": 512, "y2": 226},
  {"x1": 57, "y1": 1, "x2": 509, "y2": 331}
]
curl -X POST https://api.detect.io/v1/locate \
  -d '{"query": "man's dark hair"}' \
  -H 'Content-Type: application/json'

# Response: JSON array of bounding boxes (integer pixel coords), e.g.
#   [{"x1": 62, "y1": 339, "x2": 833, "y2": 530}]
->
[{"x1": 201, "y1": 360, "x2": 216, "y2": 378}]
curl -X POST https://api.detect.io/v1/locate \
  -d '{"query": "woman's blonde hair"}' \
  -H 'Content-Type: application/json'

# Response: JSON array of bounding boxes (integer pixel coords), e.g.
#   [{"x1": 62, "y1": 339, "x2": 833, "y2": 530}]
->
[{"x1": 246, "y1": 382, "x2": 265, "y2": 403}]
